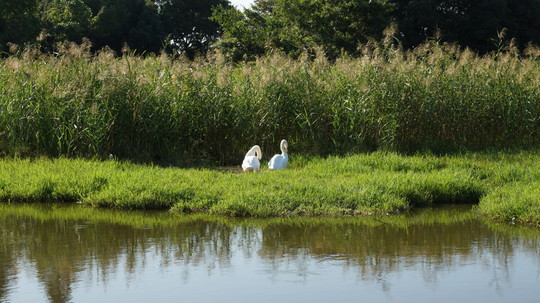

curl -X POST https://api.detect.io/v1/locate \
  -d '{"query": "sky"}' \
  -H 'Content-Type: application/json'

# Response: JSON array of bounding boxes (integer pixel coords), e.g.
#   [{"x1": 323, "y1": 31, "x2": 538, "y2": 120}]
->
[{"x1": 229, "y1": 0, "x2": 255, "y2": 9}]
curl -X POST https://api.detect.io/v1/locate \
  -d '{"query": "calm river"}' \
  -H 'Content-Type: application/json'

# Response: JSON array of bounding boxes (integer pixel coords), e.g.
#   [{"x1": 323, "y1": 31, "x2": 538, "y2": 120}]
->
[{"x1": 0, "y1": 204, "x2": 538, "y2": 303}]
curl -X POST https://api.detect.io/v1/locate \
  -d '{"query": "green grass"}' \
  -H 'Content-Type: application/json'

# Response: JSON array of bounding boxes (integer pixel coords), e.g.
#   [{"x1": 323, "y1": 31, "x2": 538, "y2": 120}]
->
[
  {"x1": 1, "y1": 152, "x2": 540, "y2": 224},
  {"x1": 1, "y1": 43, "x2": 540, "y2": 165},
  {"x1": 476, "y1": 182, "x2": 540, "y2": 224}
]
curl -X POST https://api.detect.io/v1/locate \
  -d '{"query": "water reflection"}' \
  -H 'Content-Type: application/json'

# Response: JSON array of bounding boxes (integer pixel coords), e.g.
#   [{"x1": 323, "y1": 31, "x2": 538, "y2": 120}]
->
[{"x1": 0, "y1": 204, "x2": 538, "y2": 303}]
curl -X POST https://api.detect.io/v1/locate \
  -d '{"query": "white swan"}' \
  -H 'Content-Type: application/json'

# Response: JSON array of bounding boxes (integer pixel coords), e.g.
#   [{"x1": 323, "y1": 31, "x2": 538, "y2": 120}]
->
[
  {"x1": 268, "y1": 139, "x2": 288, "y2": 170},
  {"x1": 242, "y1": 145, "x2": 263, "y2": 172}
]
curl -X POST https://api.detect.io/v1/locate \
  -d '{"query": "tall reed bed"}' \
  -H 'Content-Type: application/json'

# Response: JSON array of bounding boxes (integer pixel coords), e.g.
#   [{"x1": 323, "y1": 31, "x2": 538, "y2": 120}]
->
[{"x1": 1, "y1": 44, "x2": 540, "y2": 164}]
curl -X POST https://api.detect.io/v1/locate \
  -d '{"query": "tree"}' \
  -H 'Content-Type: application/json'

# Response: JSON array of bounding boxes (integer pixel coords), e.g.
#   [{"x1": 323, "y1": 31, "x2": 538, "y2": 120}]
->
[
  {"x1": 36, "y1": 0, "x2": 163, "y2": 54},
  {"x1": 88, "y1": 0, "x2": 164, "y2": 54},
  {"x1": 40, "y1": 0, "x2": 93, "y2": 43},
  {"x1": 211, "y1": 2, "x2": 271, "y2": 60},
  {"x1": 3, "y1": 0, "x2": 233, "y2": 56},
  {"x1": 273, "y1": 0, "x2": 394, "y2": 58},
  {"x1": 212, "y1": 0, "x2": 395, "y2": 61},
  {"x1": 390, "y1": 0, "x2": 540, "y2": 53},
  {"x1": 158, "y1": 0, "x2": 231, "y2": 58},
  {"x1": 0, "y1": 0, "x2": 40, "y2": 53},
  {"x1": 504, "y1": 0, "x2": 540, "y2": 49}
]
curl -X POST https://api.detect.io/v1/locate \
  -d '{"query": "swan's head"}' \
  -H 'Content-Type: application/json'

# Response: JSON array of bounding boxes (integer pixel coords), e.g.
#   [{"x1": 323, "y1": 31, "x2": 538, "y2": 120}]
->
[
  {"x1": 246, "y1": 145, "x2": 263, "y2": 159},
  {"x1": 254, "y1": 145, "x2": 262, "y2": 159},
  {"x1": 281, "y1": 139, "x2": 288, "y2": 153}
]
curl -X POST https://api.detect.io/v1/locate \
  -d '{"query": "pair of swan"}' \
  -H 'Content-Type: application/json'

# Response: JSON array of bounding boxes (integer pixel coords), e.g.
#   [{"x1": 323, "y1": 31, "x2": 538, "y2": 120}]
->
[{"x1": 242, "y1": 139, "x2": 288, "y2": 172}]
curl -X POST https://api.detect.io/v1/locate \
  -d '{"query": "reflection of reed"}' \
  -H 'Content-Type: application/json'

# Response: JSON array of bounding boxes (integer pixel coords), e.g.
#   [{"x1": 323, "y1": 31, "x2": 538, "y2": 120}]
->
[
  {"x1": 0, "y1": 211, "x2": 268, "y2": 303},
  {"x1": 0, "y1": 229, "x2": 17, "y2": 303},
  {"x1": 0, "y1": 204, "x2": 539, "y2": 302},
  {"x1": 257, "y1": 210, "x2": 540, "y2": 291}
]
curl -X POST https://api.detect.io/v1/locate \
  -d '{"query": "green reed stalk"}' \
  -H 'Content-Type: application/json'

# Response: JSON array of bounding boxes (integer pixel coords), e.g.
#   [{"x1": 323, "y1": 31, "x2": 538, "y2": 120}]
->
[{"x1": 1, "y1": 44, "x2": 540, "y2": 165}]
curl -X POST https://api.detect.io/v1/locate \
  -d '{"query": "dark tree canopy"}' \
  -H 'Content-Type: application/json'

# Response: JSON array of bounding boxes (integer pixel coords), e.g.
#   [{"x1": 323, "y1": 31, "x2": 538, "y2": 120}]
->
[
  {"x1": 213, "y1": 0, "x2": 540, "y2": 60},
  {"x1": 0, "y1": 0, "x2": 40, "y2": 53},
  {"x1": 0, "y1": 0, "x2": 229, "y2": 56},
  {"x1": 2, "y1": 0, "x2": 540, "y2": 58},
  {"x1": 392, "y1": 0, "x2": 540, "y2": 52},
  {"x1": 213, "y1": 0, "x2": 395, "y2": 60},
  {"x1": 159, "y1": 0, "x2": 231, "y2": 58},
  {"x1": 275, "y1": 0, "x2": 394, "y2": 57},
  {"x1": 504, "y1": 0, "x2": 540, "y2": 49},
  {"x1": 88, "y1": 0, "x2": 163, "y2": 54},
  {"x1": 210, "y1": 2, "x2": 271, "y2": 61},
  {"x1": 41, "y1": 0, "x2": 93, "y2": 43}
]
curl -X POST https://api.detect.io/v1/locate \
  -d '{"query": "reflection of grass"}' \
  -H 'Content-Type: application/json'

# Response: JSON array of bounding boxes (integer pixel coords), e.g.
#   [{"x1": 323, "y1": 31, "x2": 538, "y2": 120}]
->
[
  {"x1": 2, "y1": 152, "x2": 540, "y2": 223},
  {"x1": 3, "y1": 203, "x2": 540, "y2": 243},
  {"x1": 0, "y1": 203, "x2": 476, "y2": 229},
  {"x1": 0, "y1": 203, "x2": 219, "y2": 227}
]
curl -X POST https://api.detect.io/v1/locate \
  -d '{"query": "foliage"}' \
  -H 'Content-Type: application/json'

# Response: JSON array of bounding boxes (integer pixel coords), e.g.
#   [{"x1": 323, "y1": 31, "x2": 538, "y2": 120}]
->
[
  {"x1": 87, "y1": 0, "x2": 164, "y2": 54},
  {"x1": 504, "y1": 0, "x2": 540, "y2": 49},
  {"x1": 159, "y1": 0, "x2": 231, "y2": 58},
  {"x1": 273, "y1": 0, "x2": 394, "y2": 58},
  {"x1": 212, "y1": 0, "x2": 395, "y2": 60},
  {"x1": 3, "y1": 0, "x2": 540, "y2": 57},
  {"x1": 213, "y1": 0, "x2": 540, "y2": 59},
  {"x1": 40, "y1": 0, "x2": 93, "y2": 45},
  {"x1": 0, "y1": 0, "x2": 40, "y2": 54},
  {"x1": 391, "y1": 0, "x2": 540, "y2": 52},
  {"x1": 1, "y1": 0, "x2": 228, "y2": 56},
  {"x1": 210, "y1": 4, "x2": 270, "y2": 61}
]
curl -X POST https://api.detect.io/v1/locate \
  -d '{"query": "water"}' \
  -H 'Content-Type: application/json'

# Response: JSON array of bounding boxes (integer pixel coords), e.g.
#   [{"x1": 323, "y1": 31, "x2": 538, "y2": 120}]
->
[{"x1": 0, "y1": 204, "x2": 539, "y2": 303}]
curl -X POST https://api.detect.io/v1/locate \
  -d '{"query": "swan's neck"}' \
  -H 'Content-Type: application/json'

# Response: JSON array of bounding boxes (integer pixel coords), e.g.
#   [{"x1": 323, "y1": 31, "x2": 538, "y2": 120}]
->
[{"x1": 247, "y1": 146, "x2": 262, "y2": 159}]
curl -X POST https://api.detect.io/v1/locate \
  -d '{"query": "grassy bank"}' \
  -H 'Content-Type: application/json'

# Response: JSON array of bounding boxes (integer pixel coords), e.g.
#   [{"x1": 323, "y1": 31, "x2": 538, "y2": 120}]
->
[
  {"x1": 1, "y1": 44, "x2": 540, "y2": 165},
  {"x1": 1, "y1": 152, "x2": 539, "y2": 224}
]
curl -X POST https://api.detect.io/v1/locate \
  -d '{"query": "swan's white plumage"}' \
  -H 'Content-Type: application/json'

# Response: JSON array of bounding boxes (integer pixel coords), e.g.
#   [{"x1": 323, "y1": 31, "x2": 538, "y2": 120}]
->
[
  {"x1": 268, "y1": 139, "x2": 288, "y2": 170},
  {"x1": 242, "y1": 145, "x2": 262, "y2": 172}
]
